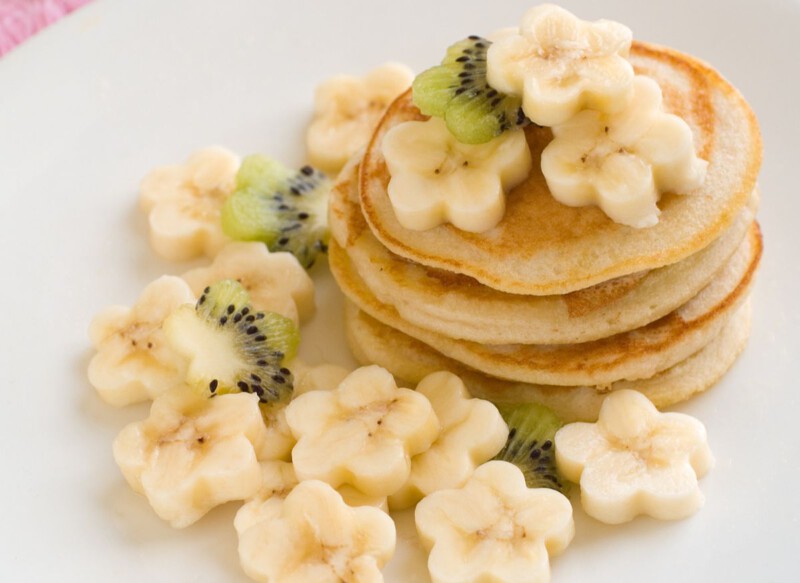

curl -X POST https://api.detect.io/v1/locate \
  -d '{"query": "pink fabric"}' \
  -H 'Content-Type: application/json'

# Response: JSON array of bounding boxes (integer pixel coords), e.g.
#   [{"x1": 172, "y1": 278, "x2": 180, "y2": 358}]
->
[{"x1": 0, "y1": 0, "x2": 92, "y2": 57}]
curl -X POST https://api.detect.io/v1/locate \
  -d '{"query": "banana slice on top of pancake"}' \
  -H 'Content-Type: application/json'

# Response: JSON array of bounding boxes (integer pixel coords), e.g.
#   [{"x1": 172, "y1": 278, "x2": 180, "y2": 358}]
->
[
  {"x1": 486, "y1": 4, "x2": 635, "y2": 126},
  {"x1": 381, "y1": 117, "x2": 532, "y2": 232},
  {"x1": 541, "y1": 76, "x2": 708, "y2": 228}
]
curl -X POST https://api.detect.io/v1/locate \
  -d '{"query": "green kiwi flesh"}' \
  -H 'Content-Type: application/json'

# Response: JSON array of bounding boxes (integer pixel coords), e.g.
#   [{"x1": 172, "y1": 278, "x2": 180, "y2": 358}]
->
[
  {"x1": 221, "y1": 155, "x2": 331, "y2": 269},
  {"x1": 165, "y1": 280, "x2": 298, "y2": 403},
  {"x1": 493, "y1": 402, "x2": 570, "y2": 493},
  {"x1": 412, "y1": 35, "x2": 528, "y2": 144}
]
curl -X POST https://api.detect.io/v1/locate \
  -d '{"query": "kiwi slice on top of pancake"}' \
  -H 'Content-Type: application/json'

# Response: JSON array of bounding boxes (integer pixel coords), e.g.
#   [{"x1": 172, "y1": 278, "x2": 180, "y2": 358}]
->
[
  {"x1": 221, "y1": 155, "x2": 331, "y2": 269},
  {"x1": 494, "y1": 403, "x2": 570, "y2": 493},
  {"x1": 412, "y1": 35, "x2": 528, "y2": 144}
]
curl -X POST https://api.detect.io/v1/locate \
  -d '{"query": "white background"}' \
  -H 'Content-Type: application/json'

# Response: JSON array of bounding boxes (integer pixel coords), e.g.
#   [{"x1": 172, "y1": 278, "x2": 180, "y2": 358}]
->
[{"x1": 0, "y1": 0, "x2": 798, "y2": 580}]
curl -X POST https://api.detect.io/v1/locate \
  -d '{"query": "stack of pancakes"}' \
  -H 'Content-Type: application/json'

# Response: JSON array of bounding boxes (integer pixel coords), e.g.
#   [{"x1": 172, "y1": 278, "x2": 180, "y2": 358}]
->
[{"x1": 328, "y1": 42, "x2": 762, "y2": 422}]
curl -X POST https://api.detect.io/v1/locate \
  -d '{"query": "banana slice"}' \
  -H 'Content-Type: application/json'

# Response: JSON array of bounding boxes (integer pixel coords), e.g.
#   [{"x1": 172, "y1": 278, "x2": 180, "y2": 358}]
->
[
  {"x1": 388, "y1": 371, "x2": 508, "y2": 510},
  {"x1": 262, "y1": 361, "x2": 387, "y2": 503},
  {"x1": 256, "y1": 364, "x2": 356, "y2": 462},
  {"x1": 307, "y1": 62, "x2": 414, "y2": 175},
  {"x1": 255, "y1": 401, "x2": 295, "y2": 462},
  {"x1": 237, "y1": 479, "x2": 395, "y2": 583},
  {"x1": 181, "y1": 241, "x2": 315, "y2": 325},
  {"x1": 554, "y1": 389, "x2": 714, "y2": 524},
  {"x1": 235, "y1": 462, "x2": 386, "y2": 539},
  {"x1": 234, "y1": 460, "x2": 299, "y2": 536},
  {"x1": 88, "y1": 275, "x2": 195, "y2": 407},
  {"x1": 113, "y1": 386, "x2": 267, "y2": 528},
  {"x1": 381, "y1": 118, "x2": 532, "y2": 232},
  {"x1": 233, "y1": 461, "x2": 386, "y2": 562},
  {"x1": 337, "y1": 485, "x2": 389, "y2": 513},
  {"x1": 140, "y1": 146, "x2": 240, "y2": 261},
  {"x1": 541, "y1": 75, "x2": 708, "y2": 228},
  {"x1": 486, "y1": 4, "x2": 634, "y2": 126},
  {"x1": 415, "y1": 460, "x2": 574, "y2": 583},
  {"x1": 285, "y1": 365, "x2": 440, "y2": 497},
  {"x1": 292, "y1": 360, "x2": 352, "y2": 397}
]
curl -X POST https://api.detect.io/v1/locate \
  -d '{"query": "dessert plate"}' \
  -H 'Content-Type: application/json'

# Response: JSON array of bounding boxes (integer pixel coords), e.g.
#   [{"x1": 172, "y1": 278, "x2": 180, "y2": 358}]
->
[{"x1": 0, "y1": 0, "x2": 798, "y2": 581}]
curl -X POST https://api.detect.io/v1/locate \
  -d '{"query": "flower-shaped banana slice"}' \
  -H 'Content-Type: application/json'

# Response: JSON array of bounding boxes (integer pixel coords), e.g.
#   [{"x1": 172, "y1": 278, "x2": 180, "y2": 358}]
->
[
  {"x1": 541, "y1": 76, "x2": 708, "y2": 228},
  {"x1": 307, "y1": 62, "x2": 414, "y2": 175},
  {"x1": 416, "y1": 460, "x2": 574, "y2": 583},
  {"x1": 234, "y1": 460, "x2": 299, "y2": 535},
  {"x1": 140, "y1": 146, "x2": 240, "y2": 261},
  {"x1": 285, "y1": 365, "x2": 440, "y2": 497},
  {"x1": 255, "y1": 369, "x2": 364, "y2": 464},
  {"x1": 88, "y1": 275, "x2": 195, "y2": 407},
  {"x1": 381, "y1": 117, "x2": 532, "y2": 232},
  {"x1": 235, "y1": 462, "x2": 386, "y2": 538},
  {"x1": 181, "y1": 241, "x2": 315, "y2": 325},
  {"x1": 389, "y1": 371, "x2": 508, "y2": 510},
  {"x1": 487, "y1": 4, "x2": 634, "y2": 126},
  {"x1": 238, "y1": 479, "x2": 396, "y2": 583},
  {"x1": 113, "y1": 386, "x2": 267, "y2": 528},
  {"x1": 555, "y1": 389, "x2": 714, "y2": 524}
]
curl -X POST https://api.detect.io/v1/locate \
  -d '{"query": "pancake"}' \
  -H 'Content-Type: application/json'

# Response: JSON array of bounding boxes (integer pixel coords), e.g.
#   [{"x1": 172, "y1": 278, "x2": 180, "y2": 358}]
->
[
  {"x1": 359, "y1": 41, "x2": 762, "y2": 295},
  {"x1": 329, "y1": 221, "x2": 761, "y2": 386},
  {"x1": 344, "y1": 299, "x2": 752, "y2": 423},
  {"x1": 330, "y1": 154, "x2": 758, "y2": 345}
]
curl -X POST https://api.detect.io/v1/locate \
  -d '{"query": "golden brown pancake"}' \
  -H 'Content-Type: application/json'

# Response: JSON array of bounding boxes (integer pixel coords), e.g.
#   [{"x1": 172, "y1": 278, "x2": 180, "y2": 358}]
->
[
  {"x1": 330, "y1": 222, "x2": 761, "y2": 386},
  {"x1": 358, "y1": 41, "x2": 762, "y2": 295},
  {"x1": 330, "y1": 154, "x2": 758, "y2": 344},
  {"x1": 344, "y1": 300, "x2": 752, "y2": 423}
]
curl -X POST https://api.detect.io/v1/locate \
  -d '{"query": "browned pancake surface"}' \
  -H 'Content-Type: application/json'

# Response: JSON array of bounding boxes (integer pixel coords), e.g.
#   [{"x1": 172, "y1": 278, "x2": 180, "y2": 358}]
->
[
  {"x1": 359, "y1": 42, "x2": 762, "y2": 295},
  {"x1": 345, "y1": 300, "x2": 753, "y2": 423},
  {"x1": 330, "y1": 155, "x2": 757, "y2": 344},
  {"x1": 330, "y1": 222, "x2": 762, "y2": 386}
]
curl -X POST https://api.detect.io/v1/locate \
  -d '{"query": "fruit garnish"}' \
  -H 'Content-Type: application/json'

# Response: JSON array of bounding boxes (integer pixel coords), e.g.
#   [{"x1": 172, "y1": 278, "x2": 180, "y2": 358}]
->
[
  {"x1": 388, "y1": 371, "x2": 508, "y2": 510},
  {"x1": 139, "y1": 146, "x2": 240, "y2": 261},
  {"x1": 292, "y1": 361, "x2": 351, "y2": 396},
  {"x1": 234, "y1": 460, "x2": 299, "y2": 537},
  {"x1": 285, "y1": 365, "x2": 440, "y2": 497},
  {"x1": 412, "y1": 35, "x2": 527, "y2": 144},
  {"x1": 163, "y1": 279, "x2": 298, "y2": 403},
  {"x1": 181, "y1": 241, "x2": 315, "y2": 325},
  {"x1": 237, "y1": 480, "x2": 396, "y2": 582},
  {"x1": 555, "y1": 389, "x2": 714, "y2": 524},
  {"x1": 221, "y1": 155, "x2": 332, "y2": 269},
  {"x1": 88, "y1": 275, "x2": 195, "y2": 407},
  {"x1": 541, "y1": 76, "x2": 708, "y2": 228},
  {"x1": 254, "y1": 401, "x2": 295, "y2": 462},
  {"x1": 381, "y1": 117, "x2": 531, "y2": 232},
  {"x1": 234, "y1": 461, "x2": 387, "y2": 542},
  {"x1": 415, "y1": 460, "x2": 574, "y2": 583},
  {"x1": 307, "y1": 62, "x2": 414, "y2": 174},
  {"x1": 235, "y1": 153, "x2": 293, "y2": 192},
  {"x1": 113, "y1": 386, "x2": 266, "y2": 528},
  {"x1": 493, "y1": 402, "x2": 570, "y2": 493},
  {"x1": 487, "y1": 4, "x2": 634, "y2": 126}
]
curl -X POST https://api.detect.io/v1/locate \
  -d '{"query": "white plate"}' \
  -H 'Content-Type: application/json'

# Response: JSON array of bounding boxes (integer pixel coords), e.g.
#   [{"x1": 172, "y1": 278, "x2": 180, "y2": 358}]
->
[{"x1": 1, "y1": 0, "x2": 798, "y2": 580}]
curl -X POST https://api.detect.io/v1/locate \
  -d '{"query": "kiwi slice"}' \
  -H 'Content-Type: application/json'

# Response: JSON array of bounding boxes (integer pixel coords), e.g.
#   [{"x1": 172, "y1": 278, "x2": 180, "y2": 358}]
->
[
  {"x1": 493, "y1": 403, "x2": 570, "y2": 493},
  {"x1": 412, "y1": 35, "x2": 528, "y2": 144},
  {"x1": 164, "y1": 280, "x2": 298, "y2": 403},
  {"x1": 221, "y1": 155, "x2": 331, "y2": 269},
  {"x1": 234, "y1": 153, "x2": 294, "y2": 193}
]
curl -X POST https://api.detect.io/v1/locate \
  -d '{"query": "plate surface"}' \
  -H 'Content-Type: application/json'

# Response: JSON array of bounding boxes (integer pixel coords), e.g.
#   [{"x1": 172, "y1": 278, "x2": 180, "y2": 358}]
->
[{"x1": 1, "y1": 0, "x2": 798, "y2": 581}]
